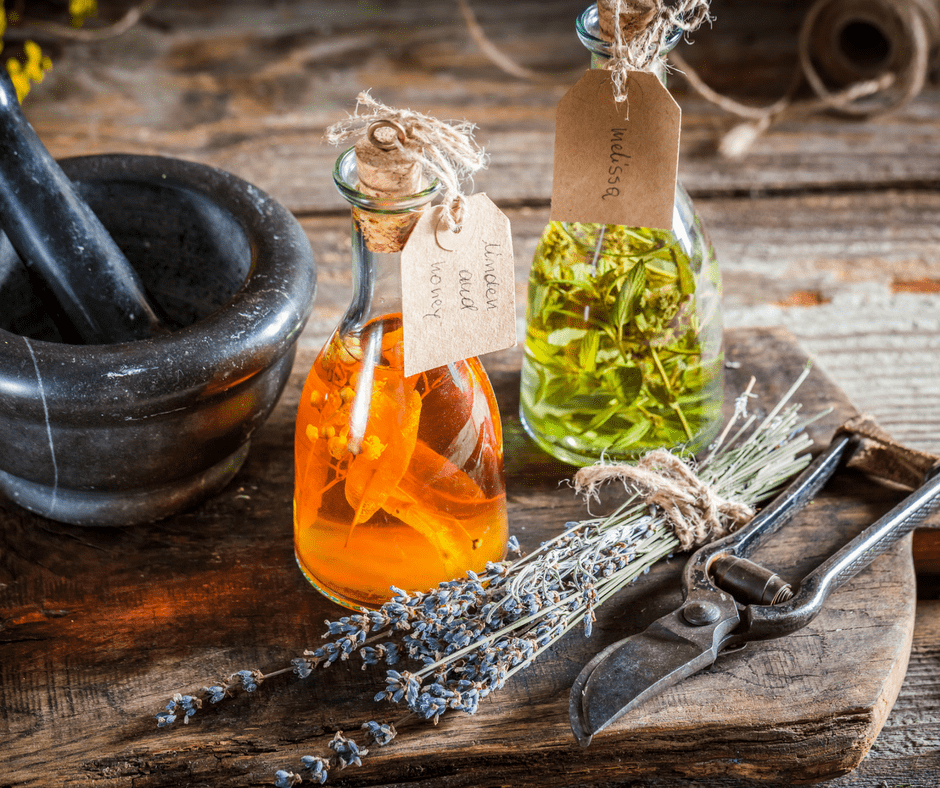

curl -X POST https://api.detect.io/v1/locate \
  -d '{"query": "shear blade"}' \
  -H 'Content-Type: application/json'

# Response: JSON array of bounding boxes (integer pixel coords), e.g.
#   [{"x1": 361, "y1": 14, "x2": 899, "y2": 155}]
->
[{"x1": 570, "y1": 606, "x2": 739, "y2": 746}]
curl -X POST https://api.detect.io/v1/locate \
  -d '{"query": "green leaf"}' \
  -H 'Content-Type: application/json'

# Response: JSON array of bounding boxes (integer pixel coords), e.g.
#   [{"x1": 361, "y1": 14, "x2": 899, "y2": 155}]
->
[
  {"x1": 529, "y1": 282, "x2": 548, "y2": 316},
  {"x1": 614, "y1": 262, "x2": 647, "y2": 330},
  {"x1": 676, "y1": 255, "x2": 696, "y2": 296},
  {"x1": 547, "y1": 327, "x2": 587, "y2": 346},
  {"x1": 586, "y1": 401, "x2": 623, "y2": 431},
  {"x1": 609, "y1": 419, "x2": 653, "y2": 450},
  {"x1": 578, "y1": 329, "x2": 600, "y2": 372},
  {"x1": 605, "y1": 365, "x2": 643, "y2": 405},
  {"x1": 525, "y1": 336, "x2": 560, "y2": 367},
  {"x1": 563, "y1": 392, "x2": 616, "y2": 412},
  {"x1": 541, "y1": 376, "x2": 581, "y2": 408}
]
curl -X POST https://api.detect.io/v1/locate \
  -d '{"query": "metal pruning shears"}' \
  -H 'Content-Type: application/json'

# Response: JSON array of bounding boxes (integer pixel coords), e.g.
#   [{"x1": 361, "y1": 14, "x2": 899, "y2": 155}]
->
[{"x1": 570, "y1": 432, "x2": 940, "y2": 746}]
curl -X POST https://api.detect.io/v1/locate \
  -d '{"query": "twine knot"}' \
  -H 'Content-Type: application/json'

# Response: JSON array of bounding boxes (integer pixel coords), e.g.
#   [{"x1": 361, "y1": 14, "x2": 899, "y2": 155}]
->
[
  {"x1": 325, "y1": 91, "x2": 487, "y2": 231},
  {"x1": 572, "y1": 449, "x2": 754, "y2": 550},
  {"x1": 602, "y1": 0, "x2": 712, "y2": 104}
]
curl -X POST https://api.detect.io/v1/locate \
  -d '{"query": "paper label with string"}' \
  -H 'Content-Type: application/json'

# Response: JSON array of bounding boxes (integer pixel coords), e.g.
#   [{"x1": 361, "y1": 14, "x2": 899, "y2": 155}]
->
[
  {"x1": 400, "y1": 193, "x2": 516, "y2": 377},
  {"x1": 550, "y1": 68, "x2": 680, "y2": 230}
]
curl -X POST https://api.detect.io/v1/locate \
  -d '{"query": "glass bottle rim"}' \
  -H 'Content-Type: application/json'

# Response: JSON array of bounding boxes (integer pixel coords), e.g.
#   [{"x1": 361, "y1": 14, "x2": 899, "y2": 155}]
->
[
  {"x1": 333, "y1": 147, "x2": 440, "y2": 214},
  {"x1": 576, "y1": 5, "x2": 682, "y2": 58}
]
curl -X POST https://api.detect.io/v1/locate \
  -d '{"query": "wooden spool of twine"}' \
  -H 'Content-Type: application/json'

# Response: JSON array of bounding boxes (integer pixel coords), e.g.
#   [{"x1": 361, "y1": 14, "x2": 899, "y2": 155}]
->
[{"x1": 799, "y1": 0, "x2": 939, "y2": 116}]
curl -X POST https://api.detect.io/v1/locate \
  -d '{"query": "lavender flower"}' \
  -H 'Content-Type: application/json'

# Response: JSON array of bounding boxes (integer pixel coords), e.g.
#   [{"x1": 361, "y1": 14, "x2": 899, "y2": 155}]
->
[
  {"x1": 362, "y1": 720, "x2": 397, "y2": 746},
  {"x1": 203, "y1": 685, "x2": 228, "y2": 704},
  {"x1": 328, "y1": 732, "x2": 368, "y2": 769},
  {"x1": 274, "y1": 769, "x2": 301, "y2": 788},
  {"x1": 232, "y1": 669, "x2": 263, "y2": 693},
  {"x1": 300, "y1": 755, "x2": 329, "y2": 784}
]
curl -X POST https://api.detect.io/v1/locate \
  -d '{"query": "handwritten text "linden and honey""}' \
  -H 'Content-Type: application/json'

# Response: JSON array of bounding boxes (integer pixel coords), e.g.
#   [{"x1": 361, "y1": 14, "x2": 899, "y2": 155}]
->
[
  {"x1": 424, "y1": 242, "x2": 503, "y2": 320},
  {"x1": 602, "y1": 128, "x2": 630, "y2": 201}
]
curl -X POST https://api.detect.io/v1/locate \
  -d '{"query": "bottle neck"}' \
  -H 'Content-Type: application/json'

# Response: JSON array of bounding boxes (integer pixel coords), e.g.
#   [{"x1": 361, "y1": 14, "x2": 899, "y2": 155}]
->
[
  {"x1": 577, "y1": 4, "x2": 676, "y2": 85},
  {"x1": 333, "y1": 147, "x2": 438, "y2": 334},
  {"x1": 344, "y1": 208, "x2": 406, "y2": 333}
]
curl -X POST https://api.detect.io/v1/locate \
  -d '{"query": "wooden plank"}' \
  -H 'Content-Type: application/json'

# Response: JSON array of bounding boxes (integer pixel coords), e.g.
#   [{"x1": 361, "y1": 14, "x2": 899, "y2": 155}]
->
[
  {"x1": 0, "y1": 327, "x2": 920, "y2": 786},
  {"x1": 20, "y1": 0, "x2": 940, "y2": 214}
]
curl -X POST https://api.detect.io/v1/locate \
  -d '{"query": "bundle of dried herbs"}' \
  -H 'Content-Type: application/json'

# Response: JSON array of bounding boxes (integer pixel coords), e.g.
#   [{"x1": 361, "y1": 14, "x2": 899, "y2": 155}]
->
[{"x1": 158, "y1": 371, "x2": 821, "y2": 787}]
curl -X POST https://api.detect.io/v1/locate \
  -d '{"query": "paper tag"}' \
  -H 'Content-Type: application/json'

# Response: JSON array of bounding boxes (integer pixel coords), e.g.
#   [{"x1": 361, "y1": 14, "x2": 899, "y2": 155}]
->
[
  {"x1": 401, "y1": 193, "x2": 517, "y2": 377},
  {"x1": 550, "y1": 68, "x2": 680, "y2": 230}
]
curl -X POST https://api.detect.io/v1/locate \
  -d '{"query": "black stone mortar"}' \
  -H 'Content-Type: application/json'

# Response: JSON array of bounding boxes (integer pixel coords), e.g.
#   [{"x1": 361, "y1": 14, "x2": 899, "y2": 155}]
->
[{"x1": 0, "y1": 154, "x2": 316, "y2": 525}]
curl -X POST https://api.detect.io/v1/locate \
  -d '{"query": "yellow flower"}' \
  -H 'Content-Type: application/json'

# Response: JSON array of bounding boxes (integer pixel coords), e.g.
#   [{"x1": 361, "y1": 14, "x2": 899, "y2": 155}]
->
[
  {"x1": 305, "y1": 424, "x2": 319, "y2": 442},
  {"x1": 360, "y1": 434, "x2": 387, "y2": 461},
  {"x1": 69, "y1": 0, "x2": 98, "y2": 27},
  {"x1": 6, "y1": 40, "x2": 52, "y2": 102},
  {"x1": 327, "y1": 433, "x2": 349, "y2": 460}
]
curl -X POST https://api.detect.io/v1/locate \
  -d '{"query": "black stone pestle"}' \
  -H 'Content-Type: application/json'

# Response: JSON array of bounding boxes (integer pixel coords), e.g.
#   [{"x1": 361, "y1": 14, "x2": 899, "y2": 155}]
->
[{"x1": 0, "y1": 68, "x2": 165, "y2": 344}]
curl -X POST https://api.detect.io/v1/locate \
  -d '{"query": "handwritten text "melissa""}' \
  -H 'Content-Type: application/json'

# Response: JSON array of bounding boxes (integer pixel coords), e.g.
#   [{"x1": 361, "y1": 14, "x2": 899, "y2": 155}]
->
[{"x1": 601, "y1": 128, "x2": 630, "y2": 201}]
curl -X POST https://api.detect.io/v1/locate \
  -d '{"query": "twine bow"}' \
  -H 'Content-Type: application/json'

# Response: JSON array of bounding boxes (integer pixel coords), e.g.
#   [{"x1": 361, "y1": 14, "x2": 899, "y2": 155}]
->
[
  {"x1": 572, "y1": 449, "x2": 755, "y2": 550},
  {"x1": 325, "y1": 92, "x2": 488, "y2": 231}
]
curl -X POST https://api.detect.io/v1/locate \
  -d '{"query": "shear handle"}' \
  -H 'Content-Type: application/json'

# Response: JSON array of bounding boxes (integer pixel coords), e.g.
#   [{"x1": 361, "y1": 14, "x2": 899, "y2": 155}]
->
[
  {"x1": 738, "y1": 461, "x2": 940, "y2": 643},
  {"x1": 681, "y1": 434, "x2": 856, "y2": 601}
]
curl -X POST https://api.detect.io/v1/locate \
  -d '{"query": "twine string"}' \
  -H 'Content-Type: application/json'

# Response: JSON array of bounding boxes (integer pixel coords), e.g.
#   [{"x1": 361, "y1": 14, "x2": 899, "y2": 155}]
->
[
  {"x1": 607, "y1": 0, "x2": 712, "y2": 104},
  {"x1": 325, "y1": 91, "x2": 487, "y2": 230},
  {"x1": 572, "y1": 449, "x2": 755, "y2": 550},
  {"x1": 707, "y1": 0, "x2": 933, "y2": 156}
]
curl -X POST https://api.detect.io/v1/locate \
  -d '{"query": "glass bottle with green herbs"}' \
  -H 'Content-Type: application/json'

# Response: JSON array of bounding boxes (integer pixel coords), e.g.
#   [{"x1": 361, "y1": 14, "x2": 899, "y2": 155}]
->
[{"x1": 519, "y1": 4, "x2": 724, "y2": 466}]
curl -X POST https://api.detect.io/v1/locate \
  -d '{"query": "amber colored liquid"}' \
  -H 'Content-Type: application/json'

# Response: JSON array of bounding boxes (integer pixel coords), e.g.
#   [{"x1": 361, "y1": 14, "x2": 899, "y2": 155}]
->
[{"x1": 294, "y1": 315, "x2": 508, "y2": 609}]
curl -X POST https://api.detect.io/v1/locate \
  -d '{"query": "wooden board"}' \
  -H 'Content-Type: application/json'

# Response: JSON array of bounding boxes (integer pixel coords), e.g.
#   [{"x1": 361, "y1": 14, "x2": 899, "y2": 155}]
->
[
  {"x1": 2, "y1": 1, "x2": 939, "y2": 783},
  {"x1": 0, "y1": 327, "x2": 917, "y2": 786}
]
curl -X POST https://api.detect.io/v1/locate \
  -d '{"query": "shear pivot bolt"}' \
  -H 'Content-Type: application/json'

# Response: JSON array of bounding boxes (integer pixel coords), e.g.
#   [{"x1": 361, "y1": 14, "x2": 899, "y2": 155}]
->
[{"x1": 683, "y1": 601, "x2": 721, "y2": 626}]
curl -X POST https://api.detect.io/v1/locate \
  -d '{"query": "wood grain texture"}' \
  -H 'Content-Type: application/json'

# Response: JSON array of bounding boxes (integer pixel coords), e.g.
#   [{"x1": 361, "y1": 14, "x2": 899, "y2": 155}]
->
[
  {"x1": 0, "y1": 329, "x2": 919, "y2": 786},
  {"x1": 2, "y1": 0, "x2": 938, "y2": 784},
  {"x1": 20, "y1": 0, "x2": 940, "y2": 211}
]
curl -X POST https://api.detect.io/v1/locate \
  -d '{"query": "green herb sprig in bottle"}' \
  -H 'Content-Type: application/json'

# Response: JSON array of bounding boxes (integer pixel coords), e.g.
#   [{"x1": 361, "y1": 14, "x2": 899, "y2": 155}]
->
[{"x1": 520, "y1": 1, "x2": 723, "y2": 465}]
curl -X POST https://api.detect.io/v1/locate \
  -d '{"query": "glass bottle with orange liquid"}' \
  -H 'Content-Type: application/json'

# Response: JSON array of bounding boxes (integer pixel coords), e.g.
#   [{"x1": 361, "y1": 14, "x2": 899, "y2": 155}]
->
[{"x1": 294, "y1": 135, "x2": 509, "y2": 610}]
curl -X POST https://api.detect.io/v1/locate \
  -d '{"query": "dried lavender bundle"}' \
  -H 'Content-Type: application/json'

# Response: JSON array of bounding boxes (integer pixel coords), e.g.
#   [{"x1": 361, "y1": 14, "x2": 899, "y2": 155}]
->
[{"x1": 158, "y1": 370, "x2": 822, "y2": 787}]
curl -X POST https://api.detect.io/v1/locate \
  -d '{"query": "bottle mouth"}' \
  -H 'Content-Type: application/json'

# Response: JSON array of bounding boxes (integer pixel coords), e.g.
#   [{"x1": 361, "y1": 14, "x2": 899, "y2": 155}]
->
[
  {"x1": 576, "y1": 4, "x2": 683, "y2": 58},
  {"x1": 333, "y1": 147, "x2": 439, "y2": 214}
]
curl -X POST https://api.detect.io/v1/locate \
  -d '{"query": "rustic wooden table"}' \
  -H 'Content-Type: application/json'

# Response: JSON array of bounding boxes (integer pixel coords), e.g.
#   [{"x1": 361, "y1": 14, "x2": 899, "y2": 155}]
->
[{"x1": 2, "y1": 1, "x2": 939, "y2": 786}]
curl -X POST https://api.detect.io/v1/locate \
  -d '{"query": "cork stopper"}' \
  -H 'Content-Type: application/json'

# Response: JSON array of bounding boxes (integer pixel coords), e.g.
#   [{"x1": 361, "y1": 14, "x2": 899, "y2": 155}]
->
[
  {"x1": 353, "y1": 120, "x2": 428, "y2": 253},
  {"x1": 597, "y1": 0, "x2": 658, "y2": 43},
  {"x1": 354, "y1": 120, "x2": 425, "y2": 199},
  {"x1": 328, "y1": 93, "x2": 487, "y2": 249}
]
